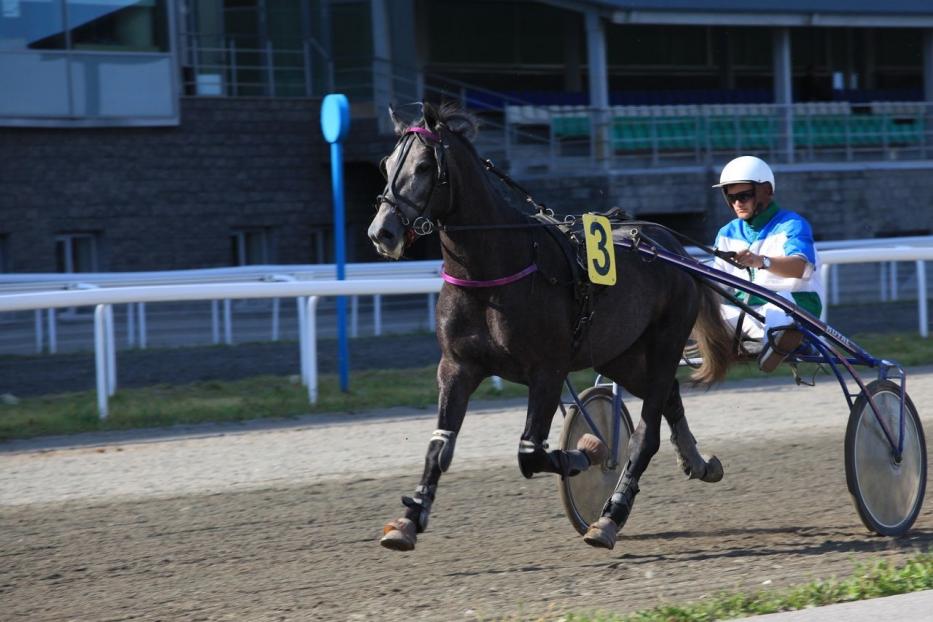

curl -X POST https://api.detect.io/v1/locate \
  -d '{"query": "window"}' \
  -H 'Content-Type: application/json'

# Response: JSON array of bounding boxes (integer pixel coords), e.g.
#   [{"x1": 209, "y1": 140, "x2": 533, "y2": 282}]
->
[
  {"x1": 1, "y1": 0, "x2": 167, "y2": 52},
  {"x1": 68, "y1": 0, "x2": 168, "y2": 52},
  {"x1": 1, "y1": 0, "x2": 176, "y2": 125},
  {"x1": 231, "y1": 227, "x2": 270, "y2": 265},
  {"x1": 0, "y1": 0, "x2": 66, "y2": 50},
  {"x1": 55, "y1": 232, "x2": 98, "y2": 273}
]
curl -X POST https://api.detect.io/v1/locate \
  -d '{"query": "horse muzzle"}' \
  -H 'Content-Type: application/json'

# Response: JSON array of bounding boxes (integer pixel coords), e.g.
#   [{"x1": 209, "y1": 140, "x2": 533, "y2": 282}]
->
[{"x1": 368, "y1": 204, "x2": 407, "y2": 260}]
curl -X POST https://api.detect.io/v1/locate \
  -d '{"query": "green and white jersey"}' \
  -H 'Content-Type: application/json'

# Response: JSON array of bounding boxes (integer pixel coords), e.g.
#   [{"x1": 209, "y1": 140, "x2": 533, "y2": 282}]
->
[{"x1": 713, "y1": 202, "x2": 823, "y2": 317}]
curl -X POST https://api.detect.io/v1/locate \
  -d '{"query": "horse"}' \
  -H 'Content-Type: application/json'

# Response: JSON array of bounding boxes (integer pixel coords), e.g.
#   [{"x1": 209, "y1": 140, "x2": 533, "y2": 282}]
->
[{"x1": 367, "y1": 103, "x2": 736, "y2": 551}]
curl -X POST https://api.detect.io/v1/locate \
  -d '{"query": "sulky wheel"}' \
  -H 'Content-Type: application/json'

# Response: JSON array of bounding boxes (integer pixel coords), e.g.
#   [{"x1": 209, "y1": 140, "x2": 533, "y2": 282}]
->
[
  {"x1": 844, "y1": 379, "x2": 927, "y2": 536},
  {"x1": 558, "y1": 386, "x2": 634, "y2": 535}
]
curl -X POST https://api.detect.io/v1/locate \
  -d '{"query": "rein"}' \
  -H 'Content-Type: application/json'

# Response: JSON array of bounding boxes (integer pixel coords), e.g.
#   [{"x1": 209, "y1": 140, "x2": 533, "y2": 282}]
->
[{"x1": 378, "y1": 122, "x2": 746, "y2": 274}]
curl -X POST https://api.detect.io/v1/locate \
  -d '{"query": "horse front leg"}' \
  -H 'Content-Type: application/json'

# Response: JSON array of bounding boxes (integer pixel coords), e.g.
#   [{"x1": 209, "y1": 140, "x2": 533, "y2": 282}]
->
[
  {"x1": 517, "y1": 376, "x2": 608, "y2": 479},
  {"x1": 380, "y1": 357, "x2": 482, "y2": 551},
  {"x1": 664, "y1": 380, "x2": 723, "y2": 483}
]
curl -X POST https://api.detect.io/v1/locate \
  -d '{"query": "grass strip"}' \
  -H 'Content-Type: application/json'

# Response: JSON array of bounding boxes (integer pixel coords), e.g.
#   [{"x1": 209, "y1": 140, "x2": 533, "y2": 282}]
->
[
  {"x1": 560, "y1": 553, "x2": 933, "y2": 622},
  {"x1": 0, "y1": 332, "x2": 929, "y2": 442}
]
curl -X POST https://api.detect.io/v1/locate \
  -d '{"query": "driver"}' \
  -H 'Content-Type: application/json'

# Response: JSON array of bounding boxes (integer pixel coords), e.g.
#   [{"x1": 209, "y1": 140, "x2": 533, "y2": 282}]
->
[{"x1": 711, "y1": 156, "x2": 824, "y2": 372}]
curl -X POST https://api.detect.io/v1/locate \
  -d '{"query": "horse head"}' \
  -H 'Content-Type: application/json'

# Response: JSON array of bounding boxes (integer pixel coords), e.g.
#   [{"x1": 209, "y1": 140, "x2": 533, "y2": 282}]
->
[{"x1": 367, "y1": 103, "x2": 478, "y2": 259}]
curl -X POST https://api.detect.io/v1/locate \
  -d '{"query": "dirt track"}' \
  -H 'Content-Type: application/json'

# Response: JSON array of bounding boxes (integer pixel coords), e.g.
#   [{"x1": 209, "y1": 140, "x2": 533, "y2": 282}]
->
[{"x1": 3, "y1": 373, "x2": 933, "y2": 621}]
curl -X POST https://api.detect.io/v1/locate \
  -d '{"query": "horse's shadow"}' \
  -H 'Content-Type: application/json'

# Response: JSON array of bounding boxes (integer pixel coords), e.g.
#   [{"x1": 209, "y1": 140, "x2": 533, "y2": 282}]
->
[{"x1": 594, "y1": 525, "x2": 933, "y2": 566}]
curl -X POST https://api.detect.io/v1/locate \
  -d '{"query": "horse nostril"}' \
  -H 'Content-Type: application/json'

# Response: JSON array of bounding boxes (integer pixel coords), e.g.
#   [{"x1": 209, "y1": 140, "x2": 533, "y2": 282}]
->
[{"x1": 377, "y1": 228, "x2": 395, "y2": 243}]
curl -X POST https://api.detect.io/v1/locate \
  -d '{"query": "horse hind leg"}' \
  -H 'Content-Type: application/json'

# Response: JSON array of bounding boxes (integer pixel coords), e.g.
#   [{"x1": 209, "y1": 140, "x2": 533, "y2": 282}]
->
[
  {"x1": 664, "y1": 380, "x2": 723, "y2": 483},
  {"x1": 517, "y1": 377, "x2": 608, "y2": 479}
]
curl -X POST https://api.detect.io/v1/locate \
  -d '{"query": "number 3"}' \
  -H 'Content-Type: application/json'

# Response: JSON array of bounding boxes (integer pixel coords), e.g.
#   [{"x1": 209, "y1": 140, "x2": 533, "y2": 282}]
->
[{"x1": 582, "y1": 214, "x2": 617, "y2": 286}]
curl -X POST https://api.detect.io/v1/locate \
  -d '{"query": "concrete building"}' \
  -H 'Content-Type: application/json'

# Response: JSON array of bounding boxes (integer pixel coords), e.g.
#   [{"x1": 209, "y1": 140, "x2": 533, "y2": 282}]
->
[{"x1": 2, "y1": 1, "x2": 933, "y2": 274}]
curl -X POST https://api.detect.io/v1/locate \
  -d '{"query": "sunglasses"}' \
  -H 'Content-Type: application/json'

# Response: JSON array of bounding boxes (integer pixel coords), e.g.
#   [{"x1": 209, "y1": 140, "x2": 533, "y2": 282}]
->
[{"x1": 724, "y1": 190, "x2": 756, "y2": 204}]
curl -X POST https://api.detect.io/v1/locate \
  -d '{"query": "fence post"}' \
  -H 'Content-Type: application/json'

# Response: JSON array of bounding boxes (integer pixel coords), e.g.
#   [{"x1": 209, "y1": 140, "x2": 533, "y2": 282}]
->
[
  {"x1": 94, "y1": 305, "x2": 109, "y2": 419},
  {"x1": 47, "y1": 308, "x2": 57, "y2": 354},
  {"x1": 305, "y1": 296, "x2": 319, "y2": 404},
  {"x1": 297, "y1": 296, "x2": 307, "y2": 385},
  {"x1": 34, "y1": 309, "x2": 43, "y2": 353},
  {"x1": 890, "y1": 262, "x2": 899, "y2": 301},
  {"x1": 127, "y1": 302, "x2": 136, "y2": 348},
  {"x1": 917, "y1": 260, "x2": 928, "y2": 338},
  {"x1": 880, "y1": 263, "x2": 889, "y2": 302},
  {"x1": 819, "y1": 264, "x2": 830, "y2": 322},
  {"x1": 137, "y1": 302, "x2": 147, "y2": 349},
  {"x1": 427, "y1": 292, "x2": 436, "y2": 330},
  {"x1": 373, "y1": 294, "x2": 382, "y2": 336},
  {"x1": 211, "y1": 300, "x2": 220, "y2": 343},
  {"x1": 272, "y1": 298, "x2": 280, "y2": 341},
  {"x1": 105, "y1": 304, "x2": 117, "y2": 396},
  {"x1": 351, "y1": 295, "x2": 359, "y2": 338},
  {"x1": 223, "y1": 299, "x2": 233, "y2": 345}
]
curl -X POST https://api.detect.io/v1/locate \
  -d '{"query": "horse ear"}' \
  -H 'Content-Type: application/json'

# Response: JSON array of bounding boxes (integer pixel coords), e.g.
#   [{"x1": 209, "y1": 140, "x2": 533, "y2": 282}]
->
[
  {"x1": 441, "y1": 111, "x2": 478, "y2": 142},
  {"x1": 422, "y1": 102, "x2": 439, "y2": 129},
  {"x1": 388, "y1": 105, "x2": 408, "y2": 135}
]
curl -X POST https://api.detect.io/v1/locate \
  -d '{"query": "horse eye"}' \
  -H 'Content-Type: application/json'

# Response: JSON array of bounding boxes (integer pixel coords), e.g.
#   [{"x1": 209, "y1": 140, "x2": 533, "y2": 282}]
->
[{"x1": 415, "y1": 161, "x2": 433, "y2": 174}]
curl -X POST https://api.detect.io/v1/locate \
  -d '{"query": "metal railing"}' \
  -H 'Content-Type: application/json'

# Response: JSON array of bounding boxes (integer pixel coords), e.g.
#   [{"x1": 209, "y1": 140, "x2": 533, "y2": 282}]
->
[
  {"x1": 503, "y1": 101, "x2": 933, "y2": 171},
  {"x1": 2, "y1": 236, "x2": 933, "y2": 356},
  {"x1": 184, "y1": 37, "x2": 334, "y2": 97}
]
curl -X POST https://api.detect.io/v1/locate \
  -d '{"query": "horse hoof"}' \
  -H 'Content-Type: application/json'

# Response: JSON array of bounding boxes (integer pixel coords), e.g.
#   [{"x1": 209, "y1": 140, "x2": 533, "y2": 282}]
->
[
  {"x1": 578, "y1": 433, "x2": 608, "y2": 467},
  {"x1": 702, "y1": 455, "x2": 724, "y2": 483},
  {"x1": 380, "y1": 518, "x2": 417, "y2": 551},
  {"x1": 582, "y1": 517, "x2": 618, "y2": 550}
]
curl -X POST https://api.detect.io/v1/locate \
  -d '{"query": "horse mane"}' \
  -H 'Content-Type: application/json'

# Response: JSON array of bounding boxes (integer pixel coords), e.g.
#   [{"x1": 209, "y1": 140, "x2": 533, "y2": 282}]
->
[{"x1": 390, "y1": 102, "x2": 480, "y2": 142}]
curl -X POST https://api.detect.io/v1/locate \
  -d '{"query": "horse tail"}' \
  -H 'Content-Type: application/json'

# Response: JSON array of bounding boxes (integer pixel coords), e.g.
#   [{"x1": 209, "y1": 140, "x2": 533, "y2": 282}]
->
[{"x1": 690, "y1": 281, "x2": 735, "y2": 385}]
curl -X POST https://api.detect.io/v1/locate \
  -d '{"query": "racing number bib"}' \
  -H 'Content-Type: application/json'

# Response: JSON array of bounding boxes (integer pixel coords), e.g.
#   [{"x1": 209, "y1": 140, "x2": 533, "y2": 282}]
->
[{"x1": 582, "y1": 213, "x2": 617, "y2": 286}]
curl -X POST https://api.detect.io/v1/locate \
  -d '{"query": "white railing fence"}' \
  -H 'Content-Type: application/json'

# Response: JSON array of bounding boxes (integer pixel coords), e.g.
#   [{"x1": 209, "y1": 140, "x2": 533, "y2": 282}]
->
[
  {"x1": 0, "y1": 279, "x2": 442, "y2": 419},
  {"x1": 0, "y1": 245, "x2": 932, "y2": 419},
  {"x1": 3, "y1": 236, "x2": 933, "y2": 356}
]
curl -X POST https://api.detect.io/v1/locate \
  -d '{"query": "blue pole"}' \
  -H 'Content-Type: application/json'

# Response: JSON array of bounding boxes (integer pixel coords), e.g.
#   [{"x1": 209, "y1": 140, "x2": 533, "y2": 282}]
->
[
  {"x1": 330, "y1": 141, "x2": 349, "y2": 392},
  {"x1": 320, "y1": 94, "x2": 351, "y2": 393}
]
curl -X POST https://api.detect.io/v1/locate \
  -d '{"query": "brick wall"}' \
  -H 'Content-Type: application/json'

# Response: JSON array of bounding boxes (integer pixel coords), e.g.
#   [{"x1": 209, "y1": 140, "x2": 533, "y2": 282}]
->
[{"x1": 0, "y1": 98, "x2": 390, "y2": 273}]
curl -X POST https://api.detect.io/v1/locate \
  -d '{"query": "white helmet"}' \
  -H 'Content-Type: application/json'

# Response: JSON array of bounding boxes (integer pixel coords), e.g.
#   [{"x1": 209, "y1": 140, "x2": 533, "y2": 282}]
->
[{"x1": 712, "y1": 156, "x2": 775, "y2": 193}]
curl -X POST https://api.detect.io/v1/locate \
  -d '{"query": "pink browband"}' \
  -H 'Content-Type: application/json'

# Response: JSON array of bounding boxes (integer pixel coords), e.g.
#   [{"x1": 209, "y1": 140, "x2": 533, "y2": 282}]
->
[
  {"x1": 406, "y1": 127, "x2": 440, "y2": 141},
  {"x1": 441, "y1": 263, "x2": 538, "y2": 288}
]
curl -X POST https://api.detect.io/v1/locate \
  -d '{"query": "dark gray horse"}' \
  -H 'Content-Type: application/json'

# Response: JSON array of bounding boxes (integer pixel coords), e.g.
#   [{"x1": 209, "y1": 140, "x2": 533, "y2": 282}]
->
[{"x1": 368, "y1": 103, "x2": 735, "y2": 551}]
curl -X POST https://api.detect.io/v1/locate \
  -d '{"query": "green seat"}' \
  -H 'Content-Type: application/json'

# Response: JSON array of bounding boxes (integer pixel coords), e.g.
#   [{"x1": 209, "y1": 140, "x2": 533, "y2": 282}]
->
[
  {"x1": 707, "y1": 117, "x2": 738, "y2": 149},
  {"x1": 552, "y1": 115, "x2": 590, "y2": 139}
]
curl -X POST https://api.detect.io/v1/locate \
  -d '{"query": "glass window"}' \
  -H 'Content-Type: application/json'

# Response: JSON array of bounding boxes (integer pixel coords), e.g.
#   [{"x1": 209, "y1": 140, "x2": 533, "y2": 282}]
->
[
  {"x1": 55, "y1": 233, "x2": 98, "y2": 272},
  {"x1": 230, "y1": 228, "x2": 269, "y2": 265},
  {"x1": 67, "y1": 0, "x2": 168, "y2": 52},
  {"x1": 0, "y1": 0, "x2": 66, "y2": 49}
]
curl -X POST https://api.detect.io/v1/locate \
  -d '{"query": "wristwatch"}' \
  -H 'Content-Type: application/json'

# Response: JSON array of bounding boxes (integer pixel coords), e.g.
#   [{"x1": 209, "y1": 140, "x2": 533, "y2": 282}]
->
[{"x1": 760, "y1": 256, "x2": 772, "y2": 270}]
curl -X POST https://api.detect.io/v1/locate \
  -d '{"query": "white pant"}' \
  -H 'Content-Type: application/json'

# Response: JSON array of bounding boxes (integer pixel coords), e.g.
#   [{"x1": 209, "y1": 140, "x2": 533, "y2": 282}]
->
[{"x1": 720, "y1": 291, "x2": 796, "y2": 341}]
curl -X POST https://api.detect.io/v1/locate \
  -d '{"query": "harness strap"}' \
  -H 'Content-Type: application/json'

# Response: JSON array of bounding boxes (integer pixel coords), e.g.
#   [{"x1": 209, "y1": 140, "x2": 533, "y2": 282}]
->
[
  {"x1": 734, "y1": 310, "x2": 748, "y2": 356},
  {"x1": 406, "y1": 126, "x2": 440, "y2": 141},
  {"x1": 441, "y1": 263, "x2": 538, "y2": 288}
]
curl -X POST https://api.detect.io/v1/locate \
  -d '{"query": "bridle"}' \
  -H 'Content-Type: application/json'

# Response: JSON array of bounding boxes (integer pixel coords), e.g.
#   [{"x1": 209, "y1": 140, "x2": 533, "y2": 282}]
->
[{"x1": 375, "y1": 125, "x2": 449, "y2": 240}]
